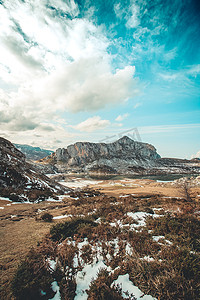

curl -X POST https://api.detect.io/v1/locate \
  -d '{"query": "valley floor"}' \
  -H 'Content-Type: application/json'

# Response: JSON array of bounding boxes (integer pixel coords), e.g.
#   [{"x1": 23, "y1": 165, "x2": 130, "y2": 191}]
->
[{"x1": 0, "y1": 177, "x2": 200, "y2": 299}]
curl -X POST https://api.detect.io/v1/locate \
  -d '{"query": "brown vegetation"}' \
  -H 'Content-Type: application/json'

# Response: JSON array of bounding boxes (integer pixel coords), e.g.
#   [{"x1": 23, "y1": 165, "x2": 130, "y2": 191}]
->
[{"x1": 0, "y1": 179, "x2": 199, "y2": 299}]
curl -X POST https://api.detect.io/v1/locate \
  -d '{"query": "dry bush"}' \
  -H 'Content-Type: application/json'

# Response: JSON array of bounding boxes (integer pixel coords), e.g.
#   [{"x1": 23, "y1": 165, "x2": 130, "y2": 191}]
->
[
  {"x1": 50, "y1": 217, "x2": 97, "y2": 241},
  {"x1": 57, "y1": 242, "x2": 76, "y2": 271},
  {"x1": 11, "y1": 249, "x2": 55, "y2": 300},
  {"x1": 41, "y1": 212, "x2": 53, "y2": 222},
  {"x1": 87, "y1": 268, "x2": 127, "y2": 300}
]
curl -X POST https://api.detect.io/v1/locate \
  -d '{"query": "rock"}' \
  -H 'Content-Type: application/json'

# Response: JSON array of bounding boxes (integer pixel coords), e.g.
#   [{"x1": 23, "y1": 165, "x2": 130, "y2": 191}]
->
[
  {"x1": 0, "y1": 137, "x2": 69, "y2": 201},
  {"x1": 41, "y1": 136, "x2": 161, "y2": 174},
  {"x1": 37, "y1": 137, "x2": 200, "y2": 175}
]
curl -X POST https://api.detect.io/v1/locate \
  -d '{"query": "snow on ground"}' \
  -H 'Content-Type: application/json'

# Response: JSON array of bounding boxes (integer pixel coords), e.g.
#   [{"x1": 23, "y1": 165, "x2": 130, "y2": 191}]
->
[
  {"x1": 45, "y1": 237, "x2": 159, "y2": 299},
  {"x1": 47, "y1": 259, "x2": 57, "y2": 272},
  {"x1": 140, "y1": 256, "x2": 155, "y2": 262},
  {"x1": 53, "y1": 214, "x2": 73, "y2": 220},
  {"x1": 112, "y1": 274, "x2": 157, "y2": 300},
  {"x1": 46, "y1": 197, "x2": 63, "y2": 202},
  {"x1": 50, "y1": 281, "x2": 61, "y2": 300},
  {"x1": 127, "y1": 212, "x2": 150, "y2": 228},
  {"x1": 125, "y1": 243, "x2": 133, "y2": 256},
  {"x1": 152, "y1": 235, "x2": 165, "y2": 242},
  {"x1": 0, "y1": 207, "x2": 4, "y2": 209},
  {"x1": 127, "y1": 211, "x2": 162, "y2": 229},
  {"x1": 0, "y1": 197, "x2": 12, "y2": 202},
  {"x1": 74, "y1": 257, "x2": 109, "y2": 300},
  {"x1": 152, "y1": 236, "x2": 173, "y2": 245}
]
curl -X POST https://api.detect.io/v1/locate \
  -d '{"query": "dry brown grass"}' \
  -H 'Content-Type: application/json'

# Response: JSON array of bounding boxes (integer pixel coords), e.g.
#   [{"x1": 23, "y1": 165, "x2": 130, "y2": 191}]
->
[
  {"x1": 0, "y1": 200, "x2": 72, "y2": 299},
  {"x1": 89, "y1": 179, "x2": 200, "y2": 198},
  {"x1": 0, "y1": 178, "x2": 199, "y2": 299}
]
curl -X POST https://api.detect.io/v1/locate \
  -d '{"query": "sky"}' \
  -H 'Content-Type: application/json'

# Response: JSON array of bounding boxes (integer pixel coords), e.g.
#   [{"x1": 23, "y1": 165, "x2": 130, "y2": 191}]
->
[{"x1": 0, "y1": 0, "x2": 199, "y2": 158}]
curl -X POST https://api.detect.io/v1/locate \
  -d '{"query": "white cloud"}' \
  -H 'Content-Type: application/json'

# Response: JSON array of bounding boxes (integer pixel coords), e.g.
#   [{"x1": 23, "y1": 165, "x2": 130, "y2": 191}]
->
[
  {"x1": 114, "y1": 1, "x2": 140, "y2": 29},
  {"x1": 187, "y1": 65, "x2": 200, "y2": 77},
  {"x1": 115, "y1": 113, "x2": 129, "y2": 122},
  {"x1": 73, "y1": 116, "x2": 110, "y2": 132},
  {"x1": 126, "y1": 3, "x2": 140, "y2": 28},
  {"x1": 159, "y1": 73, "x2": 179, "y2": 81},
  {"x1": 139, "y1": 123, "x2": 200, "y2": 134},
  {"x1": 0, "y1": 0, "x2": 139, "y2": 147}
]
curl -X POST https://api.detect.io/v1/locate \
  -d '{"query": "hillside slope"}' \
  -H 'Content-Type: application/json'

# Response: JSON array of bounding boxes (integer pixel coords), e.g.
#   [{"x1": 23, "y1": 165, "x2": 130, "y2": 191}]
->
[{"x1": 0, "y1": 137, "x2": 68, "y2": 202}]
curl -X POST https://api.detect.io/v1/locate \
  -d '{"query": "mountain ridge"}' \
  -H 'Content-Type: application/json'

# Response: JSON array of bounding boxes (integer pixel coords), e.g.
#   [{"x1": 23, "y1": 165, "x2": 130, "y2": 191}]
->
[
  {"x1": 14, "y1": 143, "x2": 53, "y2": 161},
  {"x1": 39, "y1": 136, "x2": 200, "y2": 175}
]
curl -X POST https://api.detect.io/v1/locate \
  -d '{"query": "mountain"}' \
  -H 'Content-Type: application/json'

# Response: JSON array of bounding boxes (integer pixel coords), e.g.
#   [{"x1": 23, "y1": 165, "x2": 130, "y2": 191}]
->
[
  {"x1": 39, "y1": 136, "x2": 200, "y2": 175},
  {"x1": 14, "y1": 144, "x2": 53, "y2": 161},
  {"x1": 0, "y1": 137, "x2": 68, "y2": 202},
  {"x1": 40, "y1": 136, "x2": 161, "y2": 173}
]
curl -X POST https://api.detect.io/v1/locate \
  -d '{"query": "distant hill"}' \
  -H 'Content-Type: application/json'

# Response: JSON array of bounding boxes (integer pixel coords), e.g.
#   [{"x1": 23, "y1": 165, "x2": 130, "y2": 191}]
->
[{"x1": 14, "y1": 144, "x2": 53, "y2": 161}]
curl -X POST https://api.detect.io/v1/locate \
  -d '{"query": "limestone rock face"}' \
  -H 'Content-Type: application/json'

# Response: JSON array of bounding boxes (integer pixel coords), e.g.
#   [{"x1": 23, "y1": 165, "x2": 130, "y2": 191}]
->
[
  {"x1": 40, "y1": 136, "x2": 200, "y2": 175},
  {"x1": 44, "y1": 136, "x2": 161, "y2": 173}
]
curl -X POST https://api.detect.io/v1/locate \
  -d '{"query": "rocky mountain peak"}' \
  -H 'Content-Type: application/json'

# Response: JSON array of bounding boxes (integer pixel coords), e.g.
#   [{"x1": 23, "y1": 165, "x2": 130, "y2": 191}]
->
[
  {"x1": 115, "y1": 135, "x2": 133, "y2": 143},
  {"x1": 41, "y1": 136, "x2": 161, "y2": 173}
]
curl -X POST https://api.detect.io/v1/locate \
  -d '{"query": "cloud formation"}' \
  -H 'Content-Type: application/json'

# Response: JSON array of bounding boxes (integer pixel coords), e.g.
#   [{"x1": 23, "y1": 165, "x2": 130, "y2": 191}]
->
[
  {"x1": 0, "y1": 0, "x2": 138, "y2": 144},
  {"x1": 73, "y1": 116, "x2": 110, "y2": 132},
  {"x1": 115, "y1": 113, "x2": 129, "y2": 122}
]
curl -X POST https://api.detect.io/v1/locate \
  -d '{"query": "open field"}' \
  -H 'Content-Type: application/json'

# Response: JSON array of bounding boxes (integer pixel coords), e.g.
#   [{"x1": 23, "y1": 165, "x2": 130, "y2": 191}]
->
[{"x1": 0, "y1": 177, "x2": 200, "y2": 299}]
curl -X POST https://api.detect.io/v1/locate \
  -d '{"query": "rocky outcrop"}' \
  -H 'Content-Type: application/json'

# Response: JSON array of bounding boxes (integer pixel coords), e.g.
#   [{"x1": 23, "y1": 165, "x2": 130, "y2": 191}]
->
[
  {"x1": 0, "y1": 137, "x2": 68, "y2": 202},
  {"x1": 39, "y1": 136, "x2": 200, "y2": 175},
  {"x1": 41, "y1": 136, "x2": 161, "y2": 174}
]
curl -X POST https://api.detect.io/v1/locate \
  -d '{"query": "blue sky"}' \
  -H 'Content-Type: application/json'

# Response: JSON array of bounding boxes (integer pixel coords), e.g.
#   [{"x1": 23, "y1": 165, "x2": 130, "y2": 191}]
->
[{"x1": 0, "y1": 0, "x2": 199, "y2": 158}]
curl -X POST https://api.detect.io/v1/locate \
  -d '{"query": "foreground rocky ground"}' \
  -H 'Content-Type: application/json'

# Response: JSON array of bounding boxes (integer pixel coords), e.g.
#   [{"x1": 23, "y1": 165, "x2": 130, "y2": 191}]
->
[{"x1": 0, "y1": 177, "x2": 200, "y2": 299}]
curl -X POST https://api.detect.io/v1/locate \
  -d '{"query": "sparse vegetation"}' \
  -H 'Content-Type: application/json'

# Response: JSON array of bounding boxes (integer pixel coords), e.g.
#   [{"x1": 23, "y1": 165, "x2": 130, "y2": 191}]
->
[{"x1": 1, "y1": 178, "x2": 200, "y2": 300}]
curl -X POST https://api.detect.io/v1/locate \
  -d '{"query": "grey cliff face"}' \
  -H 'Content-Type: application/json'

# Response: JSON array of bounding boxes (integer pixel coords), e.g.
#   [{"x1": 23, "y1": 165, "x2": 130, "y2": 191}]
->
[
  {"x1": 35, "y1": 136, "x2": 200, "y2": 175},
  {"x1": 50, "y1": 136, "x2": 161, "y2": 173}
]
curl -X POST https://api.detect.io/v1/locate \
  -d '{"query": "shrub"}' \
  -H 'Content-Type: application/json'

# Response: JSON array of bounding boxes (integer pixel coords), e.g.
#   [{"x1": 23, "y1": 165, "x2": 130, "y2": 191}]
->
[
  {"x1": 41, "y1": 212, "x2": 53, "y2": 222},
  {"x1": 87, "y1": 269, "x2": 127, "y2": 300},
  {"x1": 59, "y1": 277, "x2": 76, "y2": 300},
  {"x1": 11, "y1": 250, "x2": 54, "y2": 300},
  {"x1": 147, "y1": 214, "x2": 200, "y2": 251},
  {"x1": 50, "y1": 217, "x2": 97, "y2": 241}
]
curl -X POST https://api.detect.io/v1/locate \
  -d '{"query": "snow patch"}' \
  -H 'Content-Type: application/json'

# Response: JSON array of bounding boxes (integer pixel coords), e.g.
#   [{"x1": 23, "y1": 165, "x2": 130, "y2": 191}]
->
[
  {"x1": 50, "y1": 281, "x2": 61, "y2": 300},
  {"x1": 112, "y1": 274, "x2": 157, "y2": 300},
  {"x1": 74, "y1": 258, "x2": 108, "y2": 299},
  {"x1": 53, "y1": 214, "x2": 73, "y2": 220}
]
